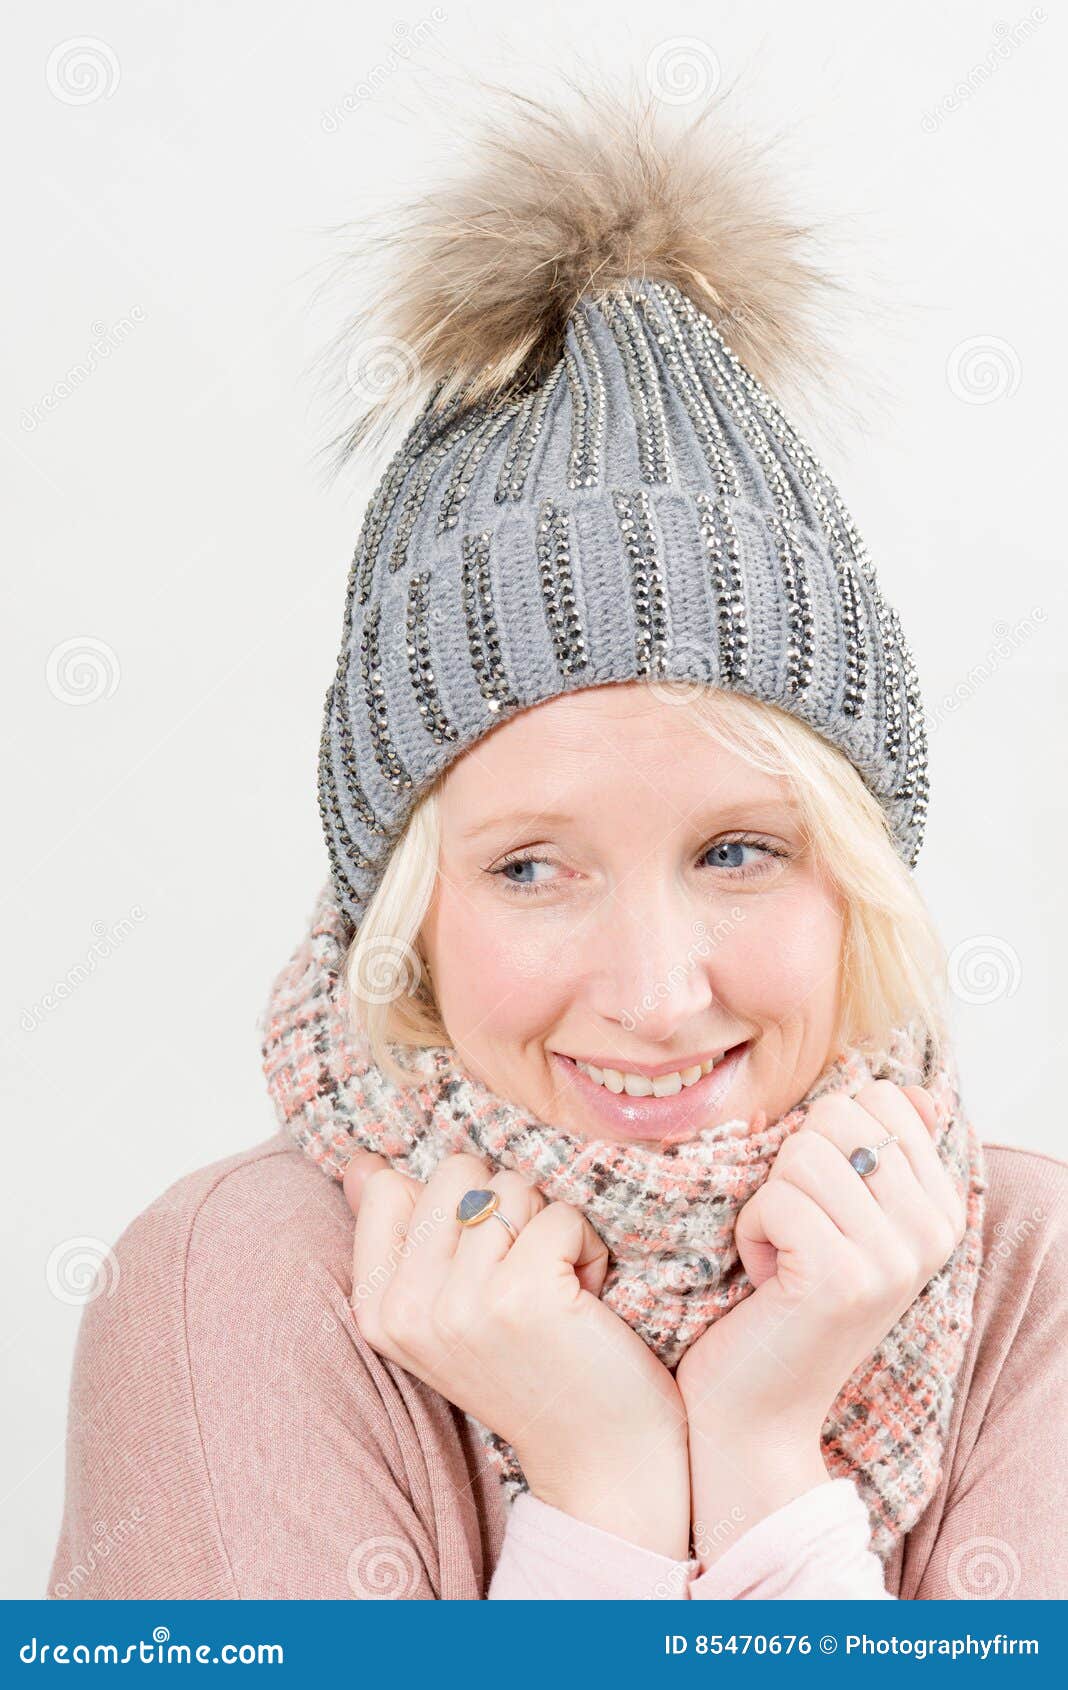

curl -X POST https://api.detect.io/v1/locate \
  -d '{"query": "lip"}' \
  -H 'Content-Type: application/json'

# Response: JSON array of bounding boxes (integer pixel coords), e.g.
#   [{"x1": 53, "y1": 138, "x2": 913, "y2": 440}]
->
[{"x1": 550, "y1": 1041, "x2": 752, "y2": 1145}]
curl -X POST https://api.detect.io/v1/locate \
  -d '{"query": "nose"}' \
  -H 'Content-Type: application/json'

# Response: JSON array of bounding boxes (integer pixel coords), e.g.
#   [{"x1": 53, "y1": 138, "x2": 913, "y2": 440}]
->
[{"x1": 584, "y1": 877, "x2": 718, "y2": 1039}]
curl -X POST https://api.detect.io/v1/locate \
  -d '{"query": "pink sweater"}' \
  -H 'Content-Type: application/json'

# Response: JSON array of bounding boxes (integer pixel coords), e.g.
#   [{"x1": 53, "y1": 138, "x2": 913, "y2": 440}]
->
[{"x1": 47, "y1": 1132, "x2": 1066, "y2": 1600}]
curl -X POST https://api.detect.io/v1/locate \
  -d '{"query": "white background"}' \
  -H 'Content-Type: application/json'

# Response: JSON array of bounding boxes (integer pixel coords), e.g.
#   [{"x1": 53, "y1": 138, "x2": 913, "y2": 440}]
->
[{"x1": 3, "y1": 1, "x2": 1064, "y2": 1598}]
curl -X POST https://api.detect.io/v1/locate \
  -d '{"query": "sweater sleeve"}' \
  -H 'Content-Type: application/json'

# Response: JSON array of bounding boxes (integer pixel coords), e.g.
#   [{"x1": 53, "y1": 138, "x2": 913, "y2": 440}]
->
[
  {"x1": 904, "y1": 1153, "x2": 1068, "y2": 1601},
  {"x1": 487, "y1": 1491, "x2": 700, "y2": 1599},
  {"x1": 46, "y1": 1152, "x2": 470, "y2": 1600},
  {"x1": 688, "y1": 1479, "x2": 892, "y2": 1599}
]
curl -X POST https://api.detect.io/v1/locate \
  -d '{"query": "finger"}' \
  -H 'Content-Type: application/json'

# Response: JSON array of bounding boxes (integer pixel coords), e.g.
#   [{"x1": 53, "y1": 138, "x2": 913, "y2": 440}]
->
[
  {"x1": 451, "y1": 1170, "x2": 544, "y2": 1281},
  {"x1": 350, "y1": 1166, "x2": 420, "y2": 1325},
  {"x1": 343, "y1": 1149, "x2": 390, "y2": 1217},
  {"x1": 902, "y1": 1084, "x2": 939, "y2": 1136},
  {"x1": 736, "y1": 1177, "x2": 845, "y2": 1294},
  {"x1": 808, "y1": 1085, "x2": 962, "y2": 1250},
  {"x1": 401, "y1": 1152, "x2": 497, "y2": 1281},
  {"x1": 853, "y1": 1080, "x2": 962, "y2": 1231},
  {"x1": 804, "y1": 1090, "x2": 921, "y2": 1228},
  {"x1": 499, "y1": 1201, "x2": 610, "y2": 1299},
  {"x1": 769, "y1": 1128, "x2": 898, "y2": 1252}
]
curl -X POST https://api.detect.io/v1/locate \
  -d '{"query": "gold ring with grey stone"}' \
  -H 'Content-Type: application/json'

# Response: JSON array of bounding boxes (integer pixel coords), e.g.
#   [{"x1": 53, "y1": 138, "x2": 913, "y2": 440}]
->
[
  {"x1": 848, "y1": 1134, "x2": 899, "y2": 1178},
  {"x1": 456, "y1": 1187, "x2": 519, "y2": 1244}
]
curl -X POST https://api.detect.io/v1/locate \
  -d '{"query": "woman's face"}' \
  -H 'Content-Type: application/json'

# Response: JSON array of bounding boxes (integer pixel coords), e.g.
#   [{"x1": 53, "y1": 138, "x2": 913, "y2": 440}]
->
[{"x1": 418, "y1": 684, "x2": 845, "y2": 1147}]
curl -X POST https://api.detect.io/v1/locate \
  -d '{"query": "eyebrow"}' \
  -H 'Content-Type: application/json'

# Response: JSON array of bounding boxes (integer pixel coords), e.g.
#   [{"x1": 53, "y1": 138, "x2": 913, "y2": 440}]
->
[
  {"x1": 460, "y1": 797, "x2": 797, "y2": 841},
  {"x1": 460, "y1": 808, "x2": 582, "y2": 841}
]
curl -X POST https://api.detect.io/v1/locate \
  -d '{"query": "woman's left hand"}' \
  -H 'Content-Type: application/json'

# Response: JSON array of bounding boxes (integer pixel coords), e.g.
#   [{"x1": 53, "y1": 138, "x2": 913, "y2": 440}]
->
[{"x1": 675, "y1": 1080, "x2": 968, "y2": 1566}]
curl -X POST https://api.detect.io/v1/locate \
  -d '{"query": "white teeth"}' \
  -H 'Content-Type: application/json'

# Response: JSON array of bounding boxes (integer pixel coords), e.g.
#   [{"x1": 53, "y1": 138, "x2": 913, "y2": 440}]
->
[
  {"x1": 572, "y1": 1053, "x2": 731, "y2": 1096},
  {"x1": 623, "y1": 1072, "x2": 653, "y2": 1097},
  {"x1": 652, "y1": 1071, "x2": 683, "y2": 1097}
]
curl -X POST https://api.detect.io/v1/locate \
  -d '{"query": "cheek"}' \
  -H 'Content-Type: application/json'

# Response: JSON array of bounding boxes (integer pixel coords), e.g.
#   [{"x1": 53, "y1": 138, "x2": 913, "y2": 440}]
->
[
  {"x1": 718, "y1": 889, "x2": 843, "y2": 1022},
  {"x1": 431, "y1": 900, "x2": 567, "y2": 1032}
]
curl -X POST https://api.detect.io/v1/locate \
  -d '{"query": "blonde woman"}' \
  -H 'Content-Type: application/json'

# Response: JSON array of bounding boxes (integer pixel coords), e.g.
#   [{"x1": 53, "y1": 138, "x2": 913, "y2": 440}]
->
[{"x1": 49, "y1": 85, "x2": 1065, "y2": 1601}]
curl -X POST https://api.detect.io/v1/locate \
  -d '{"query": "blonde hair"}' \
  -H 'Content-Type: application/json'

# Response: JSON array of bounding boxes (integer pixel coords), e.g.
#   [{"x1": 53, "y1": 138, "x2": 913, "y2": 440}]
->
[{"x1": 344, "y1": 685, "x2": 948, "y2": 1087}]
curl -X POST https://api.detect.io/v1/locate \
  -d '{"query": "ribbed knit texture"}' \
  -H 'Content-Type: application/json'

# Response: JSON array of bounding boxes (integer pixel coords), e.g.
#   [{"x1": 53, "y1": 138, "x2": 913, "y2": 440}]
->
[
  {"x1": 318, "y1": 278, "x2": 929, "y2": 929},
  {"x1": 260, "y1": 881, "x2": 986, "y2": 1560}
]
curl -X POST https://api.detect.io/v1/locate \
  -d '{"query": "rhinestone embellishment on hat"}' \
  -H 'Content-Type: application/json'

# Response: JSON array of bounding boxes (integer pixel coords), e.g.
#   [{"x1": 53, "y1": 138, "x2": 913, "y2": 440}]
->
[
  {"x1": 613, "y1": 487, "x2": 669, "y2": 677},
  {"x1": 536, "y1": 499, "x2": 589, "y2": 678},
  {"x1": 461, "y1": 529, "x2": 520, "y2": 715}
]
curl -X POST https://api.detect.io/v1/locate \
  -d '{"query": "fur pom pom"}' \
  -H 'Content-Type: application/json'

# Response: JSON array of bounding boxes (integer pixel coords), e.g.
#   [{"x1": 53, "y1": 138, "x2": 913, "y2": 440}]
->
[{"x1": 314, "y1": 74, "x2": 853, "y2": 475}]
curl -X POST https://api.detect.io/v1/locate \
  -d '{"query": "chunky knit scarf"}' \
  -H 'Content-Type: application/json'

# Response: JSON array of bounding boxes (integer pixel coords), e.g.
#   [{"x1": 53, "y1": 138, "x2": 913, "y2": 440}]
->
[{"x1": 260, "y1": 881, "x2": 986, "y2": 1559}]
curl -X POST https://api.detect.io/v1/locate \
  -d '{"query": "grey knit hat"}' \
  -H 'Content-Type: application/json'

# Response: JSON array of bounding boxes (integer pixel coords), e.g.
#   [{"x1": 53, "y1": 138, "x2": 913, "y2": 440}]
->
[{"x1": 316, "y1": 90, "x2": 928, "y2": 930}]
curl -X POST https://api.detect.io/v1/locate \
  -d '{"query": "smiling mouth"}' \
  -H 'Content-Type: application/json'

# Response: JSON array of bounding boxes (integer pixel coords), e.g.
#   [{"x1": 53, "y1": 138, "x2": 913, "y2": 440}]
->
[
  {"x1": 554, "y1": 1042, "x2": 750, "y2": 1098},
  {"x1": 549, "y1": 1041, "x2": 753, "y2": 1145}
]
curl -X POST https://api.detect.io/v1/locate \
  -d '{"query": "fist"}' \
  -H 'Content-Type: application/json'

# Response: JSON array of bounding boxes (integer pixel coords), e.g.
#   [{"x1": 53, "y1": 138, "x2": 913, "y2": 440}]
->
[
  {"x1": 343, "y1": 1148, "x2": 692, "y2": 1555},
  {"x1": 676, "y1": 1081, "x2": 967, "y2": 1436}
]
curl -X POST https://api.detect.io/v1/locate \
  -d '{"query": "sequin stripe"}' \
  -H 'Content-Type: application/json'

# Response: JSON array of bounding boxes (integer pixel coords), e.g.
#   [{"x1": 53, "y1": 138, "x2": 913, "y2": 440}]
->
[
  {"x1": 612, "y1": 489, "x2": 669, "y2": 677},
  {"x1": 389, "y1": 407, "x2": 488, "y2": 573},
  {"x1": 405, "y1": 570, "x2": 460, "y2": 743},
  {"x1": 316, "y1": 683, "x2": 374, "y2": 911},
  {"x1": 569, "y1": 307, "x2": 607, "y2": 487},
  {"x1": 637, "y1": 285, "x2": 743, "y2": 500},
  {"x1": 437, "y1": 399, "x2": 525, "y2": 534},
  {"x1": 461, "y1": 530, "x2": 520, "y2": 713},
  {"x1": 823, "y1": 499, "x2": 912, "y2": 762},
  {"x1": 767, "y1": 514, "x2": 816, "y2": 696},
  {"x1": 676, "y1": 292, "x2": 801, "y2": 523},
  {"x1": 492, "y1": 387, "x2": 537, "y2": 501},
  {"x1": 330, "y1": 654, "x2": 388, "y2": 835},
  {"x1": 359, "y1": 602, "x2": 412, "y2": 791},
  {"x1": 693, "y1": 491, "x2": 749, "y2": 685},
  {"x1": 352, "y1": 449, "x2": 412, "y2": 607},
  {"x1": 884, "y1": 604, "x2": 930, "y2": 860},
  {"x1": 602, "y1": 293, "x2": 668, "y2": 484},
  {"x1": 535, "y1": 500, "x2": 589, "y2": 677},
  {"x1": 817, "y1": 488, "x2": 907, "y2": 769},
  {"x1": 563, "y1": 344, "x2": 594, "y2": 490},
  {"x1": 494, "y1": 364, "x2": 565, "y2": 503},
  {"x1": 665, "y1": 284, "x2": 872, "y2": 718},
  {"x1": 600, "y1": 294, "x2": 672, "y2": 483}
]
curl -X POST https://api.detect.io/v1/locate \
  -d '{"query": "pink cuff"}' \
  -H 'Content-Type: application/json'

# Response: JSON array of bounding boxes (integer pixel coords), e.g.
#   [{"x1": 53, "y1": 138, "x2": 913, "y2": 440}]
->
[
  {"x1": 689, "y1": 1478, "x2": 893, "y2": 1600},
  {"x1": 487, "y1": 1491, "x2": 701, "y2": 1600}
]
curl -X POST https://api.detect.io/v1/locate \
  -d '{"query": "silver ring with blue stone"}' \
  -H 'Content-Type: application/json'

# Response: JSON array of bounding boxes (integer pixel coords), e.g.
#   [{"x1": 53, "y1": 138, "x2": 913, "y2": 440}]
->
[
  {"x1": 848, "y1": 1134, "x2": 899, "y2": 1178},
  {"x1": 456, "y1": 1187, "x2": 519, "y2": 1244}
]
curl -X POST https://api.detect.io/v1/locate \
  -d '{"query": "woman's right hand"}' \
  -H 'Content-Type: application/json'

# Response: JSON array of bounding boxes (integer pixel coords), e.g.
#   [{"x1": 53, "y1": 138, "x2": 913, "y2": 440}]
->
[{"x1": 344, "y1": 1148, "x2": 691, "y2": 1559}]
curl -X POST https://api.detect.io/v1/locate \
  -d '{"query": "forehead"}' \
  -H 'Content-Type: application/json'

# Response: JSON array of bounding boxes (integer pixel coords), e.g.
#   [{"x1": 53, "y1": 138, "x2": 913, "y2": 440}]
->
[{"x1": 442, "y1": 685, "x2": 795, "y2": 835}]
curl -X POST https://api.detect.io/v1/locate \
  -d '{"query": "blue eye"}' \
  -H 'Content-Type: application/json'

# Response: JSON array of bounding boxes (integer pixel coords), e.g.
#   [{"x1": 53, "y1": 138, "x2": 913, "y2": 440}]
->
[
  {"x1": 489, "y1": 836, "x2": 787, "y2": 898},
  {"x1": 706, "y1": 840, "x2": 748, "y2": 869},
  {"x1": 495, "y1": 855, "x2": 555, "y2": 892},
  {"x1": 701, "y1": 837, "x2": 785, "y2": 878}
]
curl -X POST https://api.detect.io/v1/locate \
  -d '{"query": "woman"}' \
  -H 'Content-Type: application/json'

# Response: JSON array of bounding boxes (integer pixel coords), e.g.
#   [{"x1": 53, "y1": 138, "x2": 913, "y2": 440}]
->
[{"x1": 48, "y1": 84, "x2": 1065, "y2": 1601}]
